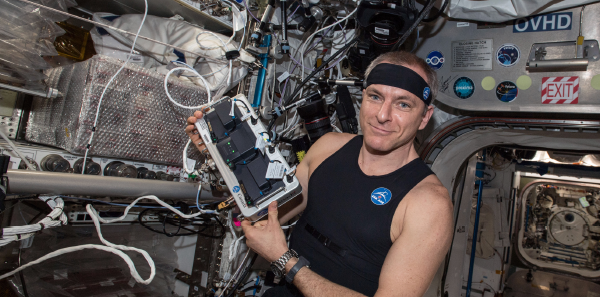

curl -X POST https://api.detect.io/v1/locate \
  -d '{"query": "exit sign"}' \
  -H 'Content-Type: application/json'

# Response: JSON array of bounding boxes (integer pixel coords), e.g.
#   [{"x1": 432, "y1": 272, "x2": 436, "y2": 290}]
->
[{"x1": 542, "y1": 76, "x2": 579, "y2": 104}]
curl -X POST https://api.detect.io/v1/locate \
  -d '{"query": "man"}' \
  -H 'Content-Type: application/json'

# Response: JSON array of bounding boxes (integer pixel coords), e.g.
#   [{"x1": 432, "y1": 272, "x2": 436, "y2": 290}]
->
[{"x1": 186, "y1": 51, "x2": 453, "y2": 297}]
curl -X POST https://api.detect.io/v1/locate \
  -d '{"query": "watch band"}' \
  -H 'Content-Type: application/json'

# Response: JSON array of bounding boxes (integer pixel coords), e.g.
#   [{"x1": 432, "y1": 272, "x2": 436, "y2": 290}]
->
[
  {"x1": 271, "y1": 249, "x2": 298, "y2": 277},
  {"x1": 285, "y1": 256, "x2": 310, "y2": 284}
]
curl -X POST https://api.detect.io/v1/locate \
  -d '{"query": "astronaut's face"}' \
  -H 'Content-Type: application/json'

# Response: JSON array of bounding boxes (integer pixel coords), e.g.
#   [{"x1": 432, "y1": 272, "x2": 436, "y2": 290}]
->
[{"x1": 359, "y1": 64, "x2": 433, "y2": 153}]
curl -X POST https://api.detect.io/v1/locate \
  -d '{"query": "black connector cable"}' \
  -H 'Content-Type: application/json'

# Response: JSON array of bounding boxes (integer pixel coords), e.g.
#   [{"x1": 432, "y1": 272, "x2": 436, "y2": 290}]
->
[
  {"x1": 233, "y1": 98, "x2": 259, "y2": 124},
  {"x1": 266, "y1": 37, "x2": 359, "y2": 133},
  {"x1": 423, "y1": 0, "x2": 449, "y2": 22},
  {"x1": 235, "y1": 98, "x2": 251, "y2": 113},
  {"x1": 226, "y1": 252, "x2": 259, "y2": 297},
  {"x1": 284, "y1": 37, "x2": 359, "y2": 107},
  {"x1": 390, "y1": 0, "x2": 437, "y2": 51},
  {"x1": 137, "y1": 208, "x2": 225, "y2": 238}
]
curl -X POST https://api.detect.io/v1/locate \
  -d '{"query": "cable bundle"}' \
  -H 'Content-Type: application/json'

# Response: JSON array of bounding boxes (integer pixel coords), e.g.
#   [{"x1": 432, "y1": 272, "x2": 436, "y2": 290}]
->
[
  {"x1": 0, "y1": 195, "x2": 219, "y2": 285},
  {"x1": 0, "y1": 196, "x2": 67, "y2": 247},
  {"x1": 138, "y1": 207, "x2": 225, "y2": 238}
]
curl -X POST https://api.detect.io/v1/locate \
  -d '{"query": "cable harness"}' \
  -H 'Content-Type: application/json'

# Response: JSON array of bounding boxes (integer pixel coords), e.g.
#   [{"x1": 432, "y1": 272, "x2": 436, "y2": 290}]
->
[
  {"x1": 0, "y1": 195, "x2": 218, "y2": 285},
  {"x1": 0, "y1": 196, "x2": 67, "y2": 247}
]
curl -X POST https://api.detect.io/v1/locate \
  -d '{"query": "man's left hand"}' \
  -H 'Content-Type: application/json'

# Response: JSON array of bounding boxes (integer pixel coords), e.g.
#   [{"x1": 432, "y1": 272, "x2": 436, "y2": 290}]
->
[{"x1": 241, "y1": 201, "x2": 289, "y2": 263}]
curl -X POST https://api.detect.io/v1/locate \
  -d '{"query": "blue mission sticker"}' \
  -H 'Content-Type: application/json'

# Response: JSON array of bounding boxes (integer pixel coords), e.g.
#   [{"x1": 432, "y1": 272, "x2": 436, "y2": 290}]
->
[
  {"x1": 426, "y1": 50, "x2": 445, "y2": 70},
  {"x1": 496, "y1": 81, "x2": 518, "y2": 102},
  {"x1": 496, "y1": 44, "x2": 520, "y2": 67},
  {"x1": 453, "y1": 77, "x2": 475, "y2": 99}
]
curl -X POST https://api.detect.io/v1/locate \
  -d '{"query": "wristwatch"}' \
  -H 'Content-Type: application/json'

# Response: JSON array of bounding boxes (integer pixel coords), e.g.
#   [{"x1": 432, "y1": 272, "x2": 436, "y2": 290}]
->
[
  {"x1": 285, "y1": 256, "x2": 310, "y2": 284},
  {"x1": 270, "y1": 249, "x2": 298, "y2": 278}
]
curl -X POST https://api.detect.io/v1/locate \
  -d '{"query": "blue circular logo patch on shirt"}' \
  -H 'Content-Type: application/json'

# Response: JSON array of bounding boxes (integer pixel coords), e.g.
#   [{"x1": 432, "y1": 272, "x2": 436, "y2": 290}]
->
[
  {"x1": 423, "y1": 87, "x2": 431, "y2": 101},
  {"x1": 371, "y1": 187, "x2": 392, "y2": 205},
  {"x1": 232, "y1": 186, "x2": 240, "y2": 193}
]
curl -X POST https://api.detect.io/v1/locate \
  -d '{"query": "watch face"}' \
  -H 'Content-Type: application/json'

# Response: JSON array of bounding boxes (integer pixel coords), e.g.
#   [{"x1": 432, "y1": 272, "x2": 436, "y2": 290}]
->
[{"x1": 271, "y1": 263, "x2": 283, "y2": 277}]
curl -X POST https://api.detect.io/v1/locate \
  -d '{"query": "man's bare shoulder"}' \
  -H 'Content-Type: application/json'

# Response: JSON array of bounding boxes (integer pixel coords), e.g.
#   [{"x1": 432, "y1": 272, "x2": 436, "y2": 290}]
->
[
  {"x1": 306, "y1": 132, "x2": 357, "y2": 161},
  {"x1": 406, "y1": 175, "x2": 452, "y2": 220}
]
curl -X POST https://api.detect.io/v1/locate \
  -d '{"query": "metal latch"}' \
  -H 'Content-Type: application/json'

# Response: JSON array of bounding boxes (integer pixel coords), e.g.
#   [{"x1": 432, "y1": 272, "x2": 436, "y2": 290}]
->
[{"x1": 526, "y1": 40, "x2": 599, "y2": 72}]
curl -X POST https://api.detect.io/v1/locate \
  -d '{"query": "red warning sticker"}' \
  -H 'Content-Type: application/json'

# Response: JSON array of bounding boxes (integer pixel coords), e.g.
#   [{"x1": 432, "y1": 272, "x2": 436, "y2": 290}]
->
[{"x1": 541, "y1": 76, "x2": 579, "y2": 104}]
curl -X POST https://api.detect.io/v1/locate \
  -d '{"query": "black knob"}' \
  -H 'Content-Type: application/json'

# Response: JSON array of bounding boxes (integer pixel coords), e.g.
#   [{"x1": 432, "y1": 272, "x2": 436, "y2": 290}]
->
[
  {"x1": 137, "y1": 167, "x2": 157, "y2": 179},
  {"x1": 156, "y1": 171, "x2": 174, "y2": 181},
  {"x1": 104, "y1": 161, "x2": 124, "y2": 176},
  {"x1": 116, "y1": 164, "x2": 137, "y2": 178},
  {"x1": 74, "y1": 158, "x2": 101, "y2": 175},
  {"x1": 104, "y1": 161, "x2": 137, "y2": 178},
  {"x1": 40, "y1": 154, "x2": 71, "y2": 172}
]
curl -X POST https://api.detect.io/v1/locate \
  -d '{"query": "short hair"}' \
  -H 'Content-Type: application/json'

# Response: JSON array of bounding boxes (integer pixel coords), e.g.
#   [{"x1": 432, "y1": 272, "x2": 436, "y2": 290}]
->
[{"x1": 364, "y1": 51, "x2": 438, "y2": 107}]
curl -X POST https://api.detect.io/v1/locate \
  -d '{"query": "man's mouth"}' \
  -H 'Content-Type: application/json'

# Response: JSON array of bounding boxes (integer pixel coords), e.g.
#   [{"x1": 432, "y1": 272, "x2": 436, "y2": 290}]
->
[{"x1": 369, "y1": 123, "x2": 393, "y2": 134}]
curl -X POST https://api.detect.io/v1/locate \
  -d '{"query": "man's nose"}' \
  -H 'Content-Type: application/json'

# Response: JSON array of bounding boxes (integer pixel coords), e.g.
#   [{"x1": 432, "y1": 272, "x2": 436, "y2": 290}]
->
[{"x1": 377, "y1": 100, "x2": 392, "y2": 123}]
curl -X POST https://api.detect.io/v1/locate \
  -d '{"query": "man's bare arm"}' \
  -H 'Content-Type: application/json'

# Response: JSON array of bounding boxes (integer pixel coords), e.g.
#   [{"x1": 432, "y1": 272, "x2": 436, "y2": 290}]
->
[
  {"x1": 285, "y1": 258, "x2": 367, "y2": 297},
  {"x1": 375, "y1": 182, "x2": 453, "y2": 296}
]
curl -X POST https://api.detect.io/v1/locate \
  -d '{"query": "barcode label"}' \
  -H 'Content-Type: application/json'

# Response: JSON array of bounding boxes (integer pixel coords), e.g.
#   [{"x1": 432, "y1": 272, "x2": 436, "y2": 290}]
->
[
  {"x1": 265, "y1": 162, "x2": 285, "y2": 179},
  {"x1": 196, "y1": 119, "x2": 212, "y2": 144}
]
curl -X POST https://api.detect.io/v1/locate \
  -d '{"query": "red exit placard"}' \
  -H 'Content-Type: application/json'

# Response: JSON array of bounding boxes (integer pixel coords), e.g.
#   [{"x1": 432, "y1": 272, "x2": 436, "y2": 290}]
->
[{"x1": 542, "y1": 76, "x2": 579, "y2": 104}]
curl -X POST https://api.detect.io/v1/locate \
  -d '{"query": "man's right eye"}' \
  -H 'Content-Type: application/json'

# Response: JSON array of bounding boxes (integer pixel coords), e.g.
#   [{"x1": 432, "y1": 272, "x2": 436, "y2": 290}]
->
[{"x1": 370, "y1": 95, "x2": 380, "y2": 101}]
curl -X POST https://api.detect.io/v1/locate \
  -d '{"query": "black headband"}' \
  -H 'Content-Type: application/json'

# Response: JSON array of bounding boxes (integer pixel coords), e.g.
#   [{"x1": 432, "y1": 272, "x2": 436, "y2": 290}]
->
[{"x1": 365, "y1": 63, "x2": 432, "y2": 105}]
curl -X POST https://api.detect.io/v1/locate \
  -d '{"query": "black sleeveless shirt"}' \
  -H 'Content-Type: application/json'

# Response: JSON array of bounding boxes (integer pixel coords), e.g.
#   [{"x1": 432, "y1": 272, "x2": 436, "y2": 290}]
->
[{"x1": 289, "y1": 136, "x2": 434, "y2": 296}]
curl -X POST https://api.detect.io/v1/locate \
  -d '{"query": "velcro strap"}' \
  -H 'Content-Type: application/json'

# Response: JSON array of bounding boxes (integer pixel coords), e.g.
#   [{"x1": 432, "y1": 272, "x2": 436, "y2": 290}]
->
[{"x1": 305, "y1": 224, "x2": 347, "y2": 257}]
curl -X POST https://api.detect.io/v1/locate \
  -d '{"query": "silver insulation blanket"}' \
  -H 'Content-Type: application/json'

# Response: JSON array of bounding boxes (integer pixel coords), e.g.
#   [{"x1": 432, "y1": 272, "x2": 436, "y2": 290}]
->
[{"x1": 27, "y1": 55, "x2": 206, "y2": 165}]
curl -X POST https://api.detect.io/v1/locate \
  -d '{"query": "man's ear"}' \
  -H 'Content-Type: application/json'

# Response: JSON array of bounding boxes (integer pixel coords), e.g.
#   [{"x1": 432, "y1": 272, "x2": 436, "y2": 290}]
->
[{"x1": 418, "y1": 105, "x2": 434, "y2": 130}]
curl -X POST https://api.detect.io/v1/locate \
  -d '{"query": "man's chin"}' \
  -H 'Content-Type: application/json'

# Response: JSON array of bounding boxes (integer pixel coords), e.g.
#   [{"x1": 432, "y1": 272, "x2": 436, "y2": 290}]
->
[{"x1": 363, "y1": 137, "x2": 394, "y2": 154}]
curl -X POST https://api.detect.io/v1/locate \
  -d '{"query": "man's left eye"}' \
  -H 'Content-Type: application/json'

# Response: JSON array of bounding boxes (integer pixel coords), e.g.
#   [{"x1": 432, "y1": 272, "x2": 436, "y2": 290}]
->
[{"x1": 399, "y1": 103, "x2": 410, "y2": 108}]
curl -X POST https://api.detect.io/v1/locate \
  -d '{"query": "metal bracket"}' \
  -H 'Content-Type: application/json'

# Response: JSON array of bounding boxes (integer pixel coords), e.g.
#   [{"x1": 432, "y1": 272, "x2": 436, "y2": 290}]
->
[
  {"x1": 174, "y1": 268, "x2": 192, "y2": 286},
  {"x1": 526, "y1": 40, "x2": 600, "y2": 72},
  {"x1": 188, "y1": 225, "x2": 223, "y2": 297}
]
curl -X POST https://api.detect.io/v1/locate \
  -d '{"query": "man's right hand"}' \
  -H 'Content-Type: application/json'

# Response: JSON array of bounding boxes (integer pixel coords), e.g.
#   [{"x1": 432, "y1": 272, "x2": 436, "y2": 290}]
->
[{"x1": 185, "y1": 110, "x2": 207, "y2": 153}]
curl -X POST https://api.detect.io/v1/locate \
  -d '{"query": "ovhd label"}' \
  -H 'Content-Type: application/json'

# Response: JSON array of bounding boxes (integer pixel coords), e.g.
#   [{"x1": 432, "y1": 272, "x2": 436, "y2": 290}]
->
[{"x1": 513, "y1": 12, "x2": 572, "y2": 33}]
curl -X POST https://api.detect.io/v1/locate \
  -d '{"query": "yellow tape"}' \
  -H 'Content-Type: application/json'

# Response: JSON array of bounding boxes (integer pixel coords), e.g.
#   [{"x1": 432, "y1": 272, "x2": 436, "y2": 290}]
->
[{"x1": 296, "y1": 151, "x2": 306, "y2": 163}]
